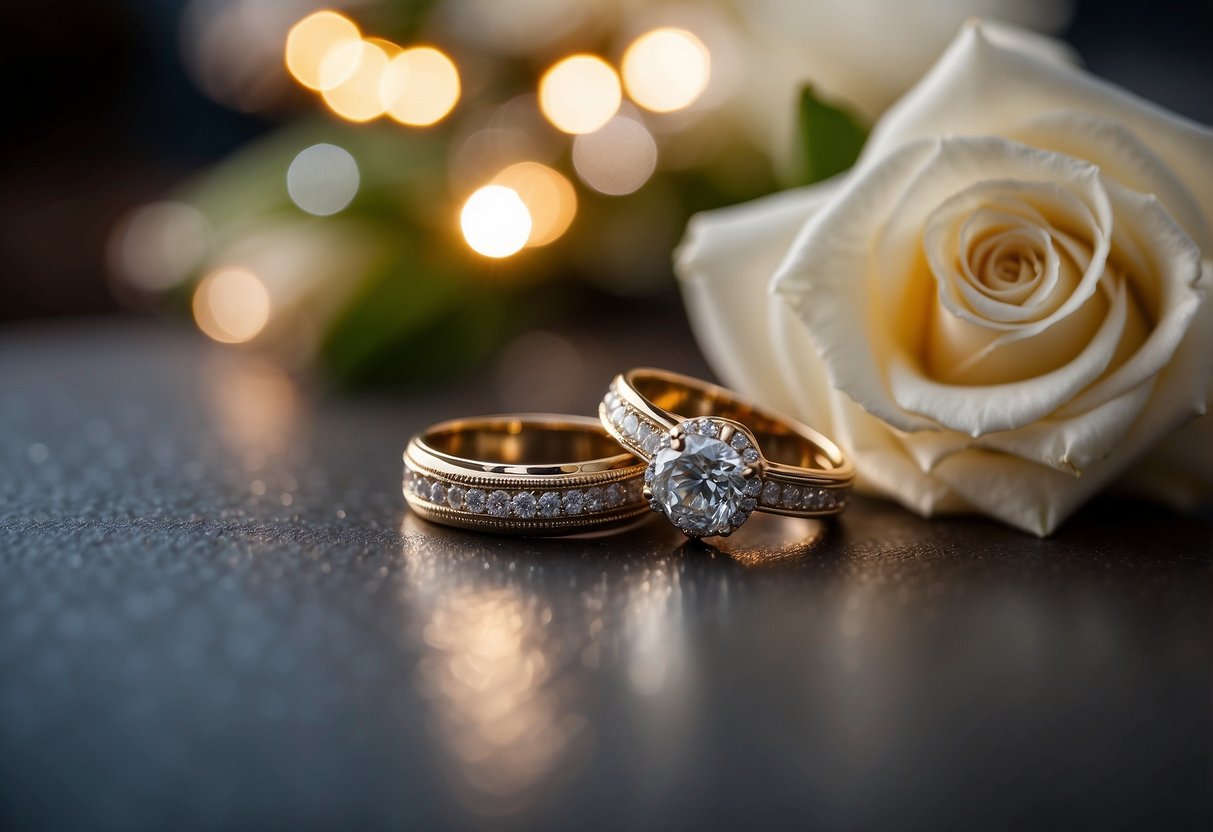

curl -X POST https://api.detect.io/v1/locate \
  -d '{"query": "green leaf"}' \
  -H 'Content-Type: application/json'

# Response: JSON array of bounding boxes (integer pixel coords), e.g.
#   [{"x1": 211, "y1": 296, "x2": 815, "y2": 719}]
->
[{"x1": 794, "y1": 86, "x2": 869, "y2": 186}]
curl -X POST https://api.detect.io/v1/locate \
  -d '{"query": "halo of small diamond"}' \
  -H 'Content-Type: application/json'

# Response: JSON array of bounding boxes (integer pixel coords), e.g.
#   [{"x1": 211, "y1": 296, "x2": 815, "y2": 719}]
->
[{"x1": 645, "y1": 417, "x2": 762, "y2": 538}]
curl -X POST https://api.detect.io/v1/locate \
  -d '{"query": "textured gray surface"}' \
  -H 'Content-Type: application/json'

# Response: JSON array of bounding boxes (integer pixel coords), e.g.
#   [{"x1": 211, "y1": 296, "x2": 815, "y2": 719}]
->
[{"x1": 1, "y1": 322, "x2": 1210, "y2": 831}]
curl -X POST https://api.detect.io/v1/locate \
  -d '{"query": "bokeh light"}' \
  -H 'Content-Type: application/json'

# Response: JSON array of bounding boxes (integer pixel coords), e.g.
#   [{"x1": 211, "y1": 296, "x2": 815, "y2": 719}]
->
[
  {"x1": 364, "y1": 37, "x2": 403, "y2": 58},
  {"x1": 460, "y1": 185, "x2": 532, "y2": 258},
  {"x1": 538, "y1": 55, "x2": 621, "y2": 134},
  {"x1": 284, "y1": 10, "x2": 362, "y2": 91},
  {"x1": 622, "y1": 28, "x2": 710, "y2": 113},
  {"x1": 380, "y1": 46, "x2": 462, "y2": 127},
  {"x1": 572, "y1": 115, "x2": 658, "y2": 195},
  {"x1": 491, "y1": 162, "x2": 576, "y2": 247},
  {"x1": 192, "y1": 267, "x2": 272, "y2": 344},
  {"x1": 321, "y1": 39, "x2": 390, "y2": 122},
  {"x1": 287, "y1": 143, "x2": 360, "y2": 216},
  {"x1": 110, "y1": 201, "x2": 210, "y2": 291}
]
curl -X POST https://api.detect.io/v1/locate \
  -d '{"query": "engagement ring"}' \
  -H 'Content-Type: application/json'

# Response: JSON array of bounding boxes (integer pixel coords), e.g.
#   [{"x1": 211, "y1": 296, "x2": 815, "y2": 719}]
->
[{"x1": 600, "y1": 369, "x2": 853, "y2": 538}]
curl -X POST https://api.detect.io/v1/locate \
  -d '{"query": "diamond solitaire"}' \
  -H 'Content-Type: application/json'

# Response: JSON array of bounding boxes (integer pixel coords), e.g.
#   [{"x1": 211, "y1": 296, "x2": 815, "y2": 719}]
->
[
  {"x1": 645, "y1": 419, "x2": 762, "y2": 537},
  {"x1": 601, "y1": 369, "x2": 855, "y2": 538}
]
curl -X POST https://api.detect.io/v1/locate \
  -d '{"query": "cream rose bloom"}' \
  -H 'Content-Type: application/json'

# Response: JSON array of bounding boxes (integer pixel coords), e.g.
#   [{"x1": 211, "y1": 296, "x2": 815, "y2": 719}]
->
[{"x1": 676, "y1": 22, "x2": 1213, "y2": 535}]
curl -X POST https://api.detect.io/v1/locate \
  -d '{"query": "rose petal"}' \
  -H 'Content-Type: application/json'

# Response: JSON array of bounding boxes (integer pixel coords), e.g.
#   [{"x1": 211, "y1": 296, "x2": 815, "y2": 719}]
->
[
  {"x1": 932, "y1": 263, "x2": 1213, "y2": 535},
  {"x1": 774, "y1": 139, "x2": 940, "y2": 434},
  {"x1": 971, "y1": 378, "x2": 1155, "y2": 474},
  {"x1": 675, "y1": 180, "x2": 842, "y2": 415},
  {"x1": 827, "y1": 390, "x2": 968, "y2": 517},
  {"x1": 1054, "y1": 183, "x2": 1206, "y2": 416},
  {"x1": 1010, "y1": 112, "x2": 1211, "y2": 251},
  {"x1": 768, "y1": 295, "x2": 838, "y2": 435},
  {"x1": 887, "y1": 277, "x2": 1126, "y2": 436},
  {"x1": 867, "y1": 21, "x2": 1213, "y2": 232},
  {"x1": 890, "y1": 139, "x2": 1111, "y2": 348},
  {"x1": 894, "y1": 427, "x2": 970, "y2": 473},
  {"x1": 924, "y1": 179, "x2": 1106, "y2": 329}
]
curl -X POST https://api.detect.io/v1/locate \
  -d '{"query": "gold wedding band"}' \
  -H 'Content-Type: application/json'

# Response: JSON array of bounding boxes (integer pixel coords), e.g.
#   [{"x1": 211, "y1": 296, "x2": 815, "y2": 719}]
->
[
  {"x1": 404, "y1": 414, "x2": 649, "y2": 535},
  {"x1": 600, "y1": 368, "x2": 854, "y2": 538}
]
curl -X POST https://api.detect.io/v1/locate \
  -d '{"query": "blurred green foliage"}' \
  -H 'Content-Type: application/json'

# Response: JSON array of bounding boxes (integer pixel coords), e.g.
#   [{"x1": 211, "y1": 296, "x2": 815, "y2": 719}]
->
[{"x1": 794, "y1": 85, "x2": 869, "y2": 186}]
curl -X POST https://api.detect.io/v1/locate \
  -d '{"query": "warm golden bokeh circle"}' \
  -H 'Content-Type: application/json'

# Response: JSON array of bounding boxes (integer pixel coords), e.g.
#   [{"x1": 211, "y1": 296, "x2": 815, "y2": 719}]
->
[
  {"x1": 193, "y1": 267, "x2": 271, "y2": 344},
  {"x1": 284, "y1": 11, "x2": 362, "y2": 91},
  {"x1": 380, "y1": 46, "x2": 462, "y2": 127},
  {"x1": 491, "y1": 162, "x2": 577, "y2": 247},
  {"x1": 621, "y1": 27, "x2": 711, "y2": 113},
  {"x1": 538, "y1": 55, "x2": 622, "y2": 134}
]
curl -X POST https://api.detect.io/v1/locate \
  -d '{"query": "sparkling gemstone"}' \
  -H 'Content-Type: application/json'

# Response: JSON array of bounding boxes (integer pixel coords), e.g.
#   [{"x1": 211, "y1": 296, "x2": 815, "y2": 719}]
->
[
  {"x1": 742, "y1": 447, "x2": 759, "y2": 464},
  {"x1": 487, "y1": 490, "x2": 511, "y2": 517},
  {"x1": 465, "y1": 489, "x2": 487, "y2": 513},
  {"x1": 650, "y1": 432, "x2": 749, "y2": 536},
  {"x1": 700, "y1": 420, "x2": 720, "y2": 438},
  {"x1": 447, "y1": 485, "x2": 465, "y2": 510},
  {"x1": 745, "y1": 479, "x2": 763, "y2": 496},
  {"x1": 622, "y1": 413, "x2": 639, "y2": 438},
  {"x1": 605, "y1": 483, "x2": 624, "y2": 507},
  {"x1": 782, "y1": 485, "x2": 802, "y2": 508},
  {"x1": 642, "y1": 431, "x2": 661, "y2": 455},
  {"x1": 538, "y1": 491, "x2": 562, "y2": 517},
  {"x1": 761, "y1": 481, "x2": 781, "y2": 505},
  {"x1": 563, "y1": 489, "x2": 585, "y2": 515},
  {"x1": 414, "y1": 477, "x2": 429, "y2": 497},
  {"x1": 585, "y1": 487, "x2": 605, "y2": 512},
  {"x1": 730, "y1": 433, "x2": 750, "y2": 451},
  {"x1": 429, "y1": 482, "x2": 446, "y2": 505},
  {"x1": 511, "y1": 491, "x2": 537, "y2": 518},
  {"x1": 636, "y1": 423, "x2": 653, "y2": 447},
  {"x1": 610, "y1": 406, "x2": 626, "y2": 427}
]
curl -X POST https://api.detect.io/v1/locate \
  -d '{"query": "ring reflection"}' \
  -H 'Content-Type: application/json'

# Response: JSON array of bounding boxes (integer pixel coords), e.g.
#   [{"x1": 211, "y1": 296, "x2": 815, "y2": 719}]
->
[{"x1": 399, "y1": 514, "x2": 701, "y2": 817}]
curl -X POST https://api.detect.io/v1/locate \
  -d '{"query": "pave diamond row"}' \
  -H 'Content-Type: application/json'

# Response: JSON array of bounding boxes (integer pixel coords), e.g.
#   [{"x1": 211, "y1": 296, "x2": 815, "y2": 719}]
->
[
  {"x1": 601, "y1": 386, "x2": 668, "y2": 456},
  {"x1": 404, "y1": 468, "x2": 644, "y2": 519},
  {"x1": 759, "y1": 480, "x2": 848, "y2": 512}
]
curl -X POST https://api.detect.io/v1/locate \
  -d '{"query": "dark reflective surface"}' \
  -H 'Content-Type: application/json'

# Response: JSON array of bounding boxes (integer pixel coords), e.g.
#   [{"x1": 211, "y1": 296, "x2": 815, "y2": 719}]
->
[{"x1": 1, "y1": 323, "x2": 1209, "y2": 831}]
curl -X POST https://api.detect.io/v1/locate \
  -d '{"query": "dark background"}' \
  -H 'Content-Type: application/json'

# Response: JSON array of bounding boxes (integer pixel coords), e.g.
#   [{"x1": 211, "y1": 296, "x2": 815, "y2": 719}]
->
[{"x1": 1, "y1": 0, "x2": 1210, "y2": 323}]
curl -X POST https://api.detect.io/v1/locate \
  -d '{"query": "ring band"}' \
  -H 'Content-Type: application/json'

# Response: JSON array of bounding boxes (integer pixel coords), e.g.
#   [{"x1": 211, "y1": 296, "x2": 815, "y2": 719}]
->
[
  {"x1": 404, "y1": 414, "x2": 649, "y2": 535},
  {"x1": 600, "y1": 368, "x2": 854, "y2": 538}
]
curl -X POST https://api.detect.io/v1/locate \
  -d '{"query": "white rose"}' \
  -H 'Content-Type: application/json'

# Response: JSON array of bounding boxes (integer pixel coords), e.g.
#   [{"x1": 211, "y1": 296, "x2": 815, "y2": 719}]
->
[{"x1": 676, "y1": 22, "x2": 1213, "y2": 535}]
